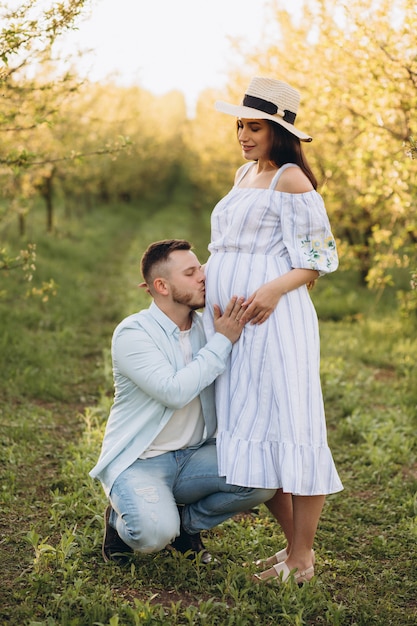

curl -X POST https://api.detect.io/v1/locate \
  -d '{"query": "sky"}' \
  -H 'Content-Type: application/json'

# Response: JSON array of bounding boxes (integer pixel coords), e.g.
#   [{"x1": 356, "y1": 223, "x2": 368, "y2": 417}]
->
[{"x1": 57, "y1": 0, "x2": 279, "y2": 114}]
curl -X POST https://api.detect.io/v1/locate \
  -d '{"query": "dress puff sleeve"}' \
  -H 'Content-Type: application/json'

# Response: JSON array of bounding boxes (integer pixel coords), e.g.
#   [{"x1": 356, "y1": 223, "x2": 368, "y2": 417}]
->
[{"x1": 280, "y1": 191, "x2": 338, "y2": 276}]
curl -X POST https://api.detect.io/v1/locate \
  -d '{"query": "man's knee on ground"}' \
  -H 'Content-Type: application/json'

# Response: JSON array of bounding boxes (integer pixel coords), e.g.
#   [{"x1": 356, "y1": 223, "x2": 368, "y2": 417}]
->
[{"x1": 121, "y1": 514, "x2": 180, "y2": 554}]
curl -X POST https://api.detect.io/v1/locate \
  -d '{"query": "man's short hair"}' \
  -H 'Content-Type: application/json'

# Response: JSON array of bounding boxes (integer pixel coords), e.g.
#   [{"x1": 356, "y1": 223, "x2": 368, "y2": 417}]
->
[{"x1": 141, "y1": 239, "x2": 192, "y2": 285}]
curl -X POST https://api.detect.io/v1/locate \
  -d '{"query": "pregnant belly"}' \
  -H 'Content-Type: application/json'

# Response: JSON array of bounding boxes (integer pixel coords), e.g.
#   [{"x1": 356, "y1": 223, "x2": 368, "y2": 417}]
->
[{"x1": 205, "y1": 252, "x2": 291, "y2": 308}]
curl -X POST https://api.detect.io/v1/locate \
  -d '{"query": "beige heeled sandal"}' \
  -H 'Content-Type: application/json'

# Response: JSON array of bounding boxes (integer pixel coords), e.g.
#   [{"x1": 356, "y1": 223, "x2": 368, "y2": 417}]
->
[
  {"x1": 256, "y1": 548, "x2": 315, "y2": 569},
  {"x1": 253, "y1": 560, "x2": 315, "y2": 585},
  {"x1": 255, "y1": 547, "x2": 288, "y2": 567}
]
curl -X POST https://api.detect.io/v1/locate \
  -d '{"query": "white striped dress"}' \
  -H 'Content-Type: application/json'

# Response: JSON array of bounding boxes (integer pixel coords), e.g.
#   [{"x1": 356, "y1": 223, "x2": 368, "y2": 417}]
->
[{"x1": 203, "y1": 163, "x2": 343, "y2": 495}]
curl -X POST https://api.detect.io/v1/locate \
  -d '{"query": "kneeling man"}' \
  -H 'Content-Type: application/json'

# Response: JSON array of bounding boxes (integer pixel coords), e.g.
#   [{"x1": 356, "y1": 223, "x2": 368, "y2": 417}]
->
[{"x1": 90, "y1": 239, "x2": 275, "y2": 565}]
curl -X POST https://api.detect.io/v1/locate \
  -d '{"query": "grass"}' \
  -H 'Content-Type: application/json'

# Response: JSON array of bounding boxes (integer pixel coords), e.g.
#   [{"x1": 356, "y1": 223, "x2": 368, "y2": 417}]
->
[{"x1": 1, "y1": 198, "x2": 416, "y2": 625}]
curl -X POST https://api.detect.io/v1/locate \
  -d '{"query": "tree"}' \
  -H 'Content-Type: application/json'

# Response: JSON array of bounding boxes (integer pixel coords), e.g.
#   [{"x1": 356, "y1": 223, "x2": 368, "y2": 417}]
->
[{"x1": 0, "y1": 0, "x2": 90, "y2": 291}]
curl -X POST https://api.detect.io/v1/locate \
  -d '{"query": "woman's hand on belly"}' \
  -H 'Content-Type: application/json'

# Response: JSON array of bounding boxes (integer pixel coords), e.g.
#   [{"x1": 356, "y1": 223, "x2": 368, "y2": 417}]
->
[
  {"x1": 240, "y1": 268, "x2": 319, "y2": 325},
  {"x1": 240, "y1": 281, "x2": 283, "y2": 325}
]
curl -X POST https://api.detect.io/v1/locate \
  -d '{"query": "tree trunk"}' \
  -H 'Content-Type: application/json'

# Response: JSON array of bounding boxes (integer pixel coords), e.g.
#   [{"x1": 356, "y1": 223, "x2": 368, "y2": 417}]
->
[
  {"x1": 18, "y1": 213, "x2": 25, "y2": 237},
  {"x1": 44, "y1": 174, "x2": 54, "y2": 233}
]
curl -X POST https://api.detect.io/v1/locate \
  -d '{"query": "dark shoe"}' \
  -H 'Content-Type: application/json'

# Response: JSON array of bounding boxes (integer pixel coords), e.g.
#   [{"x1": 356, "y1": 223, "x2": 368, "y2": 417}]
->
[
  {"x1": 170, "y1": 528, "x2": 212, "y2": 564},
  {"x1": 102, "y1": 505, "x2": 133, "y2": 565},
  {"x1": 170, "y1": 508, "x2": 212, "y2": 564}
]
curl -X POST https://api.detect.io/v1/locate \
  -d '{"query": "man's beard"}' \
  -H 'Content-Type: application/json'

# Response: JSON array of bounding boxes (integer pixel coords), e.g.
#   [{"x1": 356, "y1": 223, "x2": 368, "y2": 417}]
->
[{"x1": 171, "y1": 285, "x2": 205, "y2": 310}]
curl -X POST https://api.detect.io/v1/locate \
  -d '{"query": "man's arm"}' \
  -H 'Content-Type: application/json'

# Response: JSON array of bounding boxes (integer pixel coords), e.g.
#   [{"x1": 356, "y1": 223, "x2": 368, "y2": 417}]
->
[{"x1": 113, "y1": 298, "x2": 244, "y2": 410}]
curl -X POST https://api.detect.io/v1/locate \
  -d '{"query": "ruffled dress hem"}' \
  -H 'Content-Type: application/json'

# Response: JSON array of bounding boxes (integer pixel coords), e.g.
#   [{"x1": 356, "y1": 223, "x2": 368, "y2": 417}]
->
[{"x1": 217, "y1": 430, "x2": 343, "y2": 496}]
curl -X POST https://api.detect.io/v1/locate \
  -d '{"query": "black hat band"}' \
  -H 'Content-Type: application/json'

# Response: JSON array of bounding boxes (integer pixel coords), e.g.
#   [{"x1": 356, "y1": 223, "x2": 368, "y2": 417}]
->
[{"x1": 243, "y1": 94, "x2": 296, "y2": 124}]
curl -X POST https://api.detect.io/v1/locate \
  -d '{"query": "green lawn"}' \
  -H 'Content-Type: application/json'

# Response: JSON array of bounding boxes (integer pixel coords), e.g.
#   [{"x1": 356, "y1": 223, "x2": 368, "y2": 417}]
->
[{"x1": 1, "y1": 200, "x2": 416, "y2": 625}]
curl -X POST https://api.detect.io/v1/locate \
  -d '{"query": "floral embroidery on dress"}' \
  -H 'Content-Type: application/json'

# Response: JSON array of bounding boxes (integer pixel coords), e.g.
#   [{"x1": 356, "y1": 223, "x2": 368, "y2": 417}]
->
[{"x1": 300, "y1": 235, "x2": 337, "y2": 270}]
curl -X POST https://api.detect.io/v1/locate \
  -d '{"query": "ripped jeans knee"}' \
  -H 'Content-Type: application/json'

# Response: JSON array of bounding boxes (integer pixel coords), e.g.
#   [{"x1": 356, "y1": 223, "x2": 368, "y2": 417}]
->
[{"x1": 109, "y1": 459, "x2": 180, "y2": 554}]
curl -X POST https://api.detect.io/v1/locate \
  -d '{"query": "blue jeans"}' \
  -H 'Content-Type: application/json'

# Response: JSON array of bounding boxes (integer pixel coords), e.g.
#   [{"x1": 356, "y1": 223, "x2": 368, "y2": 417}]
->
[{"x1": 109, "y1": 440, "x2": 275, "y2": 553}]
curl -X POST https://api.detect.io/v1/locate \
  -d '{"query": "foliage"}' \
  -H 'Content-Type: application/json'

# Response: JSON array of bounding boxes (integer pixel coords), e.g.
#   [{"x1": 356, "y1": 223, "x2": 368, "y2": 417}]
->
[
  {"x1": 0, "y1": 0, "x2": 88, "y2": 299},
  {"x1": 0, "y1": 0, "x2": 189, "y2": 298},
  {"x1": 54, "y1": 83, "x2": 188, "y2": 209},
  {"x1": 192, "y1": 0, "x2": 417, "y2": 293},
  {"x1": 2, "y1": 0, "x2": 417, "y2": 308},
  {"x1": 1, "y1": 195, "x2": 416, "y2": 625},
  {"x1": 189, "y1": 0, "x2": 417, "y2": 289},
  {"x1": 183, "y1": 86, "x2": 244, "y2": 208},
  {"x1": 0, "y1": 0, "x2": 88, "y2": 220}
]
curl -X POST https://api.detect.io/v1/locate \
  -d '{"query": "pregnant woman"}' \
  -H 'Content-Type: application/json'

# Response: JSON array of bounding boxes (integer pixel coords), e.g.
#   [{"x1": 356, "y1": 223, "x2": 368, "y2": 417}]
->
[{"x1": 203, "y1": 76, "x2": 343, "y2": 584}]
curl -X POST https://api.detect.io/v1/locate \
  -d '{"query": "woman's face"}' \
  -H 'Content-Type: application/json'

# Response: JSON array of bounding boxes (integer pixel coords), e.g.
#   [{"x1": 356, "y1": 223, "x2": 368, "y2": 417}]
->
[{"x1": 237, "y1": 118, "x2": 274, "y2": 162}]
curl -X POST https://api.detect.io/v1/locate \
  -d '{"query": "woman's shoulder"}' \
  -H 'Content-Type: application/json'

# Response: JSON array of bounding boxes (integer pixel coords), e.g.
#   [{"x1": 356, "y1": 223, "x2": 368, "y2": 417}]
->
[
  {"x1": 275, "y1": 165, "x2": 314, "y2": 194},
  {"x1": 233, "y1": 163, "x2": 252, "y2": 185}
]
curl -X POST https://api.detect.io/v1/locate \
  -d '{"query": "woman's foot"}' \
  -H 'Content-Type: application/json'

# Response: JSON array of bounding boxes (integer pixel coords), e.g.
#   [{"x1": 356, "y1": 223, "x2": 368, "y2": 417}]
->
[
  {"x1": 253, "y1": 560, "x2": 315, "y2": 585},
  {"x1": 256, "y1": 548, "x2": 315, "y2": 569}
]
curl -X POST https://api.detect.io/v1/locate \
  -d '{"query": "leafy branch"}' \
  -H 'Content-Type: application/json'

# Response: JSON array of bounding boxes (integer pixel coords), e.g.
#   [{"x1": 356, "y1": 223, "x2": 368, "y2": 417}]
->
[{"x1": 0, "y1": 136, "x2": 132, "y2": 169}]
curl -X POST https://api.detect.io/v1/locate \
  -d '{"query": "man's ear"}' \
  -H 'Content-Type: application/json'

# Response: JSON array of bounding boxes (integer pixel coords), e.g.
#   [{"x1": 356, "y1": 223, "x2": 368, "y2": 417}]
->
[
  {"x1": 153, "y1": 277, "x2": 169, "y2": 295},
  {"x1": 138, "y1": 282, "x2": 151, "y2": 295}
]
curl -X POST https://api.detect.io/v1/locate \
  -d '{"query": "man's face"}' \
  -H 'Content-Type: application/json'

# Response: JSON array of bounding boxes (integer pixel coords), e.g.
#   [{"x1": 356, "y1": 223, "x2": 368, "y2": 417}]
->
[{"x1": 165, "y1": 250, "x2": 205, "y2": 310}]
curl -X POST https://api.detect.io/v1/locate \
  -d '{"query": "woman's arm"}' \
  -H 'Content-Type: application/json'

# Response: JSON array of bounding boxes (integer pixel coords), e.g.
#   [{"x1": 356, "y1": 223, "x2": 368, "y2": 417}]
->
[{"x1": 240, "y1": 268, "x2": 319, "y2": 325}]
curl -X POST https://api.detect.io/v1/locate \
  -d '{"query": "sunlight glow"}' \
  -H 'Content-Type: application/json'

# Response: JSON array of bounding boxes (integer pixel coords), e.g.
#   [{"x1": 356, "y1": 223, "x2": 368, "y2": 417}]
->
[{"x1": 56, "y1": 0, "x2": 278, "y2": 114}]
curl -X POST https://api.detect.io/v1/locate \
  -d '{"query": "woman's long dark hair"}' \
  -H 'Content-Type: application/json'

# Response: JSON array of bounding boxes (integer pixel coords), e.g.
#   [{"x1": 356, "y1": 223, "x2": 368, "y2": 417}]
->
[{"x1": 267, "y1": 121, "x2": 317, "y2": 189}]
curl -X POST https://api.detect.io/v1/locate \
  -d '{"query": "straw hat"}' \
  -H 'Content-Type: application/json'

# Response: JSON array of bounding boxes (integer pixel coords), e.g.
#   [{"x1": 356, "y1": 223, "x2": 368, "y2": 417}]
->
[{"x1": 215, "y1": 77, "x2": 312, "y2": 142}]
